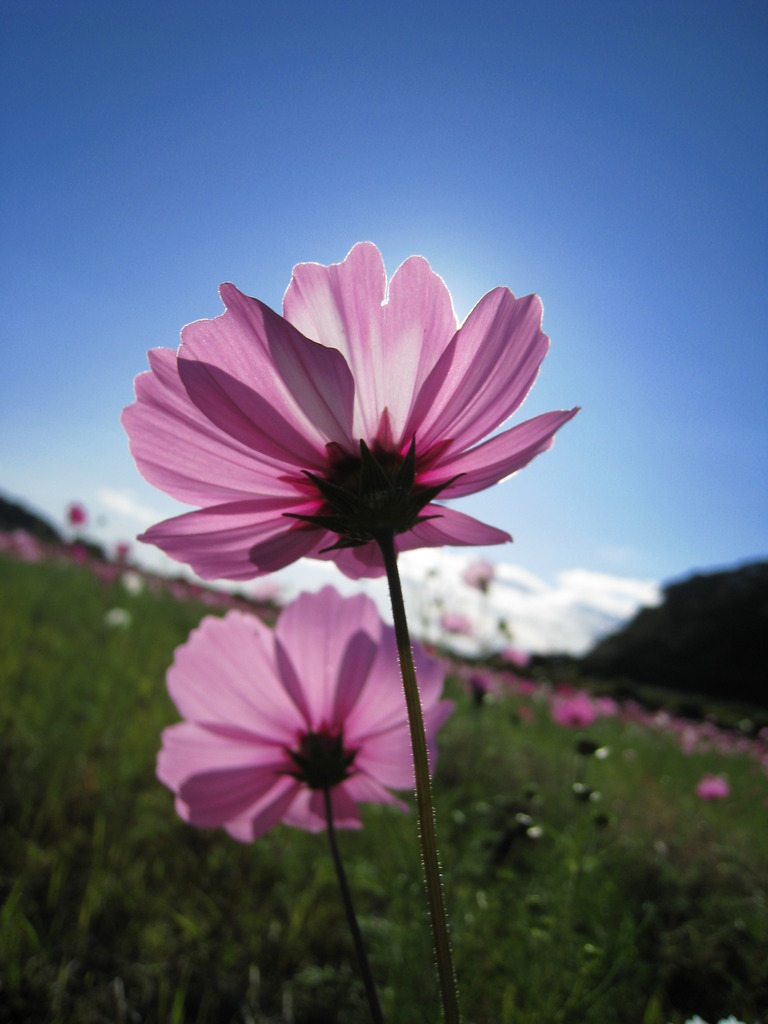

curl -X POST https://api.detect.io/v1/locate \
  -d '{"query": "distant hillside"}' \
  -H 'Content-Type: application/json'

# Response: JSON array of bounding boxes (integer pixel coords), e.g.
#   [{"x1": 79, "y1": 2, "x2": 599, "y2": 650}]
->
[
  {"x1": 580, "y1": 561, "x2": 768, "y2": 707},
  {"x1": 0, "y1": 494, "x2": 62, "y2": 542},
  {"x1": 0, "y1": 493, "x2": 105, "y2": 560}
]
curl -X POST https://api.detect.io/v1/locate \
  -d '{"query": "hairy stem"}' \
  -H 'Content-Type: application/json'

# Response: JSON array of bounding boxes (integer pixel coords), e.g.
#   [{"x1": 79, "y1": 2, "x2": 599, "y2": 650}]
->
[{"x1": 377, "y1": 531, "x2": 460, "y2": 1024}]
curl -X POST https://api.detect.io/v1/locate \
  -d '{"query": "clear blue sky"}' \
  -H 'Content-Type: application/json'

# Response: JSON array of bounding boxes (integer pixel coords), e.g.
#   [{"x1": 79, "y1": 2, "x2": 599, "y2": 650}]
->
[{"x1": 2, "y1": 0, "x2": 766, "y2": 587}]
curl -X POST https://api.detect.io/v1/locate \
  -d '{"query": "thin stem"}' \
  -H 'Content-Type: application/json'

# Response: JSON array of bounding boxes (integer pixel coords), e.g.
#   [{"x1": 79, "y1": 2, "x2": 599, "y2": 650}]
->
[
  {"x1": 323, "y1": 786, "x2": 385, "y2": 1024},
  {"x1": 376, "y1": 531, "x2": 460, "y2": 1024}
]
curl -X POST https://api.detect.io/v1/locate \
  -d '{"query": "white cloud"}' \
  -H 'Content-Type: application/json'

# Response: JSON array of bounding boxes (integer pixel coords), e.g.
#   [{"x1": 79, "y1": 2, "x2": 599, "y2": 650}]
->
[
  {"x1": 556, "y1": 568, "x2": 661, "y2": 620},
  {"x1": 266, "y1": 549, "x2": 661, "y2": 658},
  {"x1": 84, "y1": 506, "x2": 660, "y2": 658},
  {"x1": 97, "y1": 488, "x2": 162, "y2": 525}
]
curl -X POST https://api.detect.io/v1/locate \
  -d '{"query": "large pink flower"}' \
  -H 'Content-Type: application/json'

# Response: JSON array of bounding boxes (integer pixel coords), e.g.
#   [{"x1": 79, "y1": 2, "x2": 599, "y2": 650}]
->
[
  {"x1": 123, "y1": 243, "x2": 578, "y2": 580},
  {"x1": 157, "y1": 586, "x2": 453, "y2": 841}
]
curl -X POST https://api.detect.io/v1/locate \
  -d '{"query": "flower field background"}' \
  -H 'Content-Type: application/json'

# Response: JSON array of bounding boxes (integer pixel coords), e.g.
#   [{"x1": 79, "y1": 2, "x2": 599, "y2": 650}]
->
[{"x1": 1, "y1": 549, "x2": 766, "y2": 1024}]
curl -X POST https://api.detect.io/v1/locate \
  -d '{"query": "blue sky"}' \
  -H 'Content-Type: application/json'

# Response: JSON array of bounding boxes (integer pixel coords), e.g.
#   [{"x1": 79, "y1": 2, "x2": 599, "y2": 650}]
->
[{"x1": 2, "y1": 0, "x2": 766, "y2": 591}]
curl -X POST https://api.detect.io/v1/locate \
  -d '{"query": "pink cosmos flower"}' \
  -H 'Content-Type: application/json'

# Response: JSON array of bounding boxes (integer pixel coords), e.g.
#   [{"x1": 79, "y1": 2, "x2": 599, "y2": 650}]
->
[
  {"x1": 1, "y1": 529, "x2": 43, "y2": 563},
  {"x1": 67, "y1": 502, "x2": 88, "y2": 527},
  {"x1": 158, "y1": 586, "x2": 453, "y2": 841},
  {"x1": 695, "y1": 774, "x2": 730, "y2": 800},
  {"x1": 551, "y1": 691, "x2": 600, "y2": 728},
  {"x1": 500, "y1": 646, "x2": 531, "y2": 669},
  {"x1": 503, "y1": 674, "x2": 539, "y2": 697},
  {"x1": 440, "y1": 611, "x2": 474, "y2": 636},
  {"x1": 68, "y1": 541, "x2": 89, "y2": 564},
  {"x1": 114, "y1": 541, "x2": 132, "y2": 563},
  {"x1": 465, "y1": 669, "x2": 501, "y2": 703},
  {"x1": 123, "y1": 243, "x2": 578, "y2": 581},
  {"x1": 6, "y1": 532, "x2": 44, "y2": 565},
  {"x1": 462, "y1": 559, "x2": 495, "y2": 593}
]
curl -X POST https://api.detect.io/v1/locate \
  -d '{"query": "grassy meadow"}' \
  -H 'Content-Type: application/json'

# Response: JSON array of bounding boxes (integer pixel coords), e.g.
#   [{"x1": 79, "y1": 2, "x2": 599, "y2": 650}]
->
[{"x1": 1, "y1": 550, "x2": 766, "y2": 1023}]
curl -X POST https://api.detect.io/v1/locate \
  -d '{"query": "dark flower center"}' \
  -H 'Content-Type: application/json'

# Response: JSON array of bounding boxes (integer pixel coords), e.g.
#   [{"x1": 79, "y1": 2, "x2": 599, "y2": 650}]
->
[
  {"x1": 287, "y1": 728, "x2": 358, "y2": 790},
  {"x1": 285, "y1": 437, "x2": 459, "y2": 552}
]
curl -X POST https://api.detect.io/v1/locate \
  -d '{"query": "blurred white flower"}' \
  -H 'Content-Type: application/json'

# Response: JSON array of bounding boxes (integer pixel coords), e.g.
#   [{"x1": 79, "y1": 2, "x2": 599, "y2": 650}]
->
[
  {"x1": 675, "y1": 1016, "x2": 747, "y2": 1024},
  {"x1": 105, "y1": 608, "x2": 132, "y2": 628},
  {"x1": 120, "y1": 571, "x2": 144, "y2": 596}
]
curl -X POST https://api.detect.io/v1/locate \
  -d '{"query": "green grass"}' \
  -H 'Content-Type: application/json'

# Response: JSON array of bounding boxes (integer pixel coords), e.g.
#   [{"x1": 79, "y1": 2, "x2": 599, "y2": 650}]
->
[{"x1": 1, "y1": 553, "x2": 766, "y2": 1023}]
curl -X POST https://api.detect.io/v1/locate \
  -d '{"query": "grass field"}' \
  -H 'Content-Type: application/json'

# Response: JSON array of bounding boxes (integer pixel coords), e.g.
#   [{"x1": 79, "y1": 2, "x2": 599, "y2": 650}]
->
[{"x1": 1, "y1": 549, "x2": 766, "y2": 1023}]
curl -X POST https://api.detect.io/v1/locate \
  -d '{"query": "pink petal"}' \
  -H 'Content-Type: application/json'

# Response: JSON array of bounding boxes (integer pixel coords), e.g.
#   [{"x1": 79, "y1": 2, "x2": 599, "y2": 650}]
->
[
  {"x1": 314, "y1": 507, "x2": 512, "y2": 579},
  {"x1": 179, "y1": 284, "x2": 356, "y2": 464},
  {"x1": 273, "y1": 636, "x2": 312, "y2": 726},
  {"x1": 158, "y1": 723, "x2": 290, "y2": 828},
  {"x1": 275, "y1": 587, "x2": 381, "y2": 727},
  {"x1": 122, "y1": 348, "x2": 290, "y2": 506},
  {"x1": 178, "y1": 766, "x2": 282, "y2": 827},
  {"x1": 411, "y1": 288, "x2": 549, "y2": 453},
  {"x1": 342, "y1": 627, "x2": 407, "y2": 741},
  {"x1": 331, "y1": 630, "x2": 379, "y2": 723},
  {"x1": 423, "y1": 700, "x2": 455, "y2": 769},
  {"x1": 423, "y1": 408, "x2": 580, "y2": 498},
  {"x1": 316, "y1": 542, "x2": 387, "y2": 579},
  {"x1": 140, "y1": 499, "x2": 324, "y2": 580},
  {"x1": 281, "y1": 788, "x2": 332, "y2": 833},
  {"x1": 326, "y1": 785, "x2": 364, "y2": 829},
  {"x1": 342, "y1": 774, "x2": 409, "y2": 814},
  {"x1": 382, "y1": 255, "x2": 459, "y2": 444},
  {"x1": 246, "y1": 521, "x2": 334, "y2": 574},
  {"x1": 344, "y1": 627, "x2": 446, "y2": 744},
  {"x1": 397, "y1": 506, "x2": 512, "y2": 550},
  {"x1": 283, "y1": 243, "x2": 457, "y2": 442},
  {"x1": 412, "y1": 651, "x2": 453, "y2": 709},
  {"x1": 166, "y1": 611, "x2": 303, "y2": 738},
  {"x1": 178, "y1": 357, "x2": 328, "y2": 469},
  {"x1": 354, "y1": 725, "x2": 415, "y2": 789},
  {"x1": 225, "y1": 777, "x2": 303, "y2": 841},
  {"x1": 158, "y1": 722, "x2": 282, "y2": 791}
]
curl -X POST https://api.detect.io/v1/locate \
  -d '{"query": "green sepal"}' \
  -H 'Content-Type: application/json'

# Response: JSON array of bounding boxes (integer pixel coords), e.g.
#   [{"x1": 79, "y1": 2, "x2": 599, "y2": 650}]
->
[
  {"x1": 358, "y1": 439, "x2": 395, "y2": 495},
  {"x1": 302, "y1": 471, "x2": 361, "y2": 516},
  {"x1": 393, "y1": 436, "x2": 418, "y2": 491}
]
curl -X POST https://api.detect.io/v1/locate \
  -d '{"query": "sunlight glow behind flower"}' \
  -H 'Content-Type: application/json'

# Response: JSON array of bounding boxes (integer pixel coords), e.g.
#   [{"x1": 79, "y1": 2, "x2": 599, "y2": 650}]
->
[
  {"x1": 123, "y1": 243, "x2": 577, "y2": 581},
  {"x1": 157, "y1": 586, "x2": 453, "y2": 841}
]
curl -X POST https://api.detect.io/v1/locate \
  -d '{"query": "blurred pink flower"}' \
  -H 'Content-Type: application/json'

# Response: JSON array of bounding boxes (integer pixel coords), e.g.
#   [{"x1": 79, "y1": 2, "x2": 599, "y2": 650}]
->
[
  {"x1": 593, "y1": 695, "x2": 619, "y2": 718},
  {"x1": 501, "y1": 646, "x2": 531, "y2": 669},
  {"x1": 465, "y1": 669, "x2": 499, "y2": 702},
  {"x1": 67, "y1": 502, "x2": 87, "y2": 527},
  {"x1": 1, "y1": 529, "x2": 43, "y2": 563},
  {"x1": 158, "y1": 586, "x2": 453, "y2": 841},
  {"x1": 462, "y1": 559, "x2": 495, "y2": 593},
  {"x1": 504, "y1": 674, "x2": 539, "y2": 697},
  {"x1": 114, "y1": 541, "x2": 132, "y2": 563},
  {"x1": 123, "y1": 243, "x2": 577, "y2": 581},
  {"x1": 440, "y1": 611, "x2": 474, "y2": 636},
  {"x1": 695, "y1": 774, "x2": 730, "y2": 800},
  {"x1": 68, "y1": 542, "x2": 88, "y2": 564},
  {"x1": 551, "y1": 691, "x2": 599, "y2": 728}
]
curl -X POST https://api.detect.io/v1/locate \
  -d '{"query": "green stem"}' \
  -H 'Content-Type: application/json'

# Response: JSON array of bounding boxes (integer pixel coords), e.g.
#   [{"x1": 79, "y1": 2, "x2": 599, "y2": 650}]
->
[
  {"x1": 377, "y1": 531, "x2": 460, "y2": 1024},
  {"x1": 323, "y1": 786, "x2": 385, "y2": 1024}
]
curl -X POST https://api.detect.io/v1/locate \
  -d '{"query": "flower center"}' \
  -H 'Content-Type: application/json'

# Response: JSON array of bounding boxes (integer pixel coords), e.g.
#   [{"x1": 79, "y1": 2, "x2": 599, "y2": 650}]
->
[
  {"x1": 286, "y1": 728, "x2": 358, "y2": 790},
  {"x1": 286, "y1": 437, "x2": 458, "y2": 552}
]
